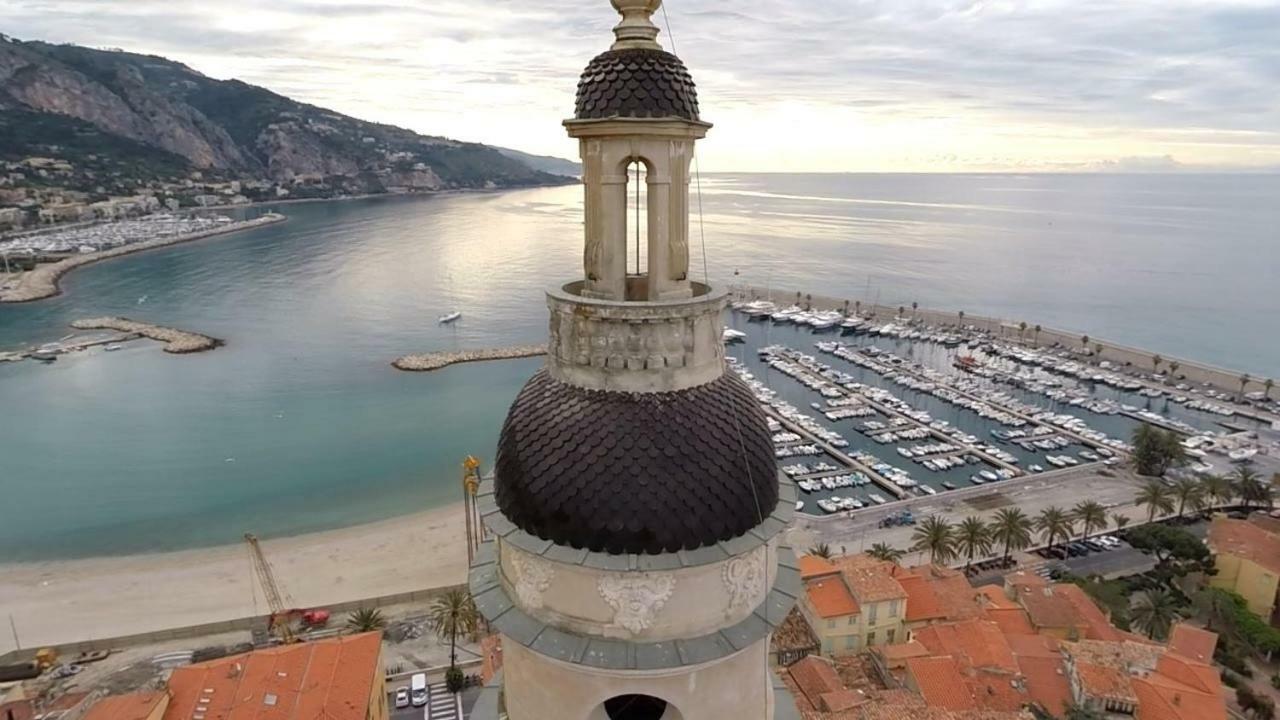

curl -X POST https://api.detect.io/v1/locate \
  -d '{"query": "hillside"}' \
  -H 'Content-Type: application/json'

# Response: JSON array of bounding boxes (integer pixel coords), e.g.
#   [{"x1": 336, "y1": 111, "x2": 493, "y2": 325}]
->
[{"x1": 0, "y1": 35, "x2": 573, "y2": 209}]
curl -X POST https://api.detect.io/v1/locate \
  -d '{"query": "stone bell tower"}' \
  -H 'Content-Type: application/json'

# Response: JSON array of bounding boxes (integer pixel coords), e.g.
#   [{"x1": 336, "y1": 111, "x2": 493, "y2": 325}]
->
[{"x1": 468, "y1": 2, "x2": 801, "y2": 719}]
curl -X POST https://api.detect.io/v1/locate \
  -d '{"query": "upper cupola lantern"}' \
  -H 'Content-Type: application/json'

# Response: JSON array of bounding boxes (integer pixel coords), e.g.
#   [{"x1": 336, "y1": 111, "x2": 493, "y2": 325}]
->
[{"x1": 566, "y1": 0, "x2": 710, "y2": 302}]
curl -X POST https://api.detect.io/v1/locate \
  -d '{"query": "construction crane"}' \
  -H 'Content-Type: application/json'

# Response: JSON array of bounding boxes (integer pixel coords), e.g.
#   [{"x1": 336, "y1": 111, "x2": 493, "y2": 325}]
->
[{"x1": 244, "y1": 533, "x2": 329, "y2": 644}]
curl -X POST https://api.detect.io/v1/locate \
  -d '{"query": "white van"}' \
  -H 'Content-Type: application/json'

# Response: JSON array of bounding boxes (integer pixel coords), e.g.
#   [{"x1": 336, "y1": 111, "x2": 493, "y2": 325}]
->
[{"x1": 410, "y1": 673, "x2": 428, "y2": 707}]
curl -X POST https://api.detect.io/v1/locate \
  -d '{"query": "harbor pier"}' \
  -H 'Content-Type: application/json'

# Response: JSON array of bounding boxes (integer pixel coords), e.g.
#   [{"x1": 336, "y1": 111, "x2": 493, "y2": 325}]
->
[
  {"x1": 392, "y1": 345, "x2": 546, "y2": 372},
  {"x1": 70, "y1": 317, "x2": 222, "y2": 354}
]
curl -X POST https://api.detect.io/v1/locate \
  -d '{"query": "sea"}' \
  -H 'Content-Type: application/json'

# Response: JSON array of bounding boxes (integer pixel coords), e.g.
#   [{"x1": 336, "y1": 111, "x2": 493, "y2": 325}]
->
[{"x1": 1, "y1": 173, "x2": 1276, "y2": 561}]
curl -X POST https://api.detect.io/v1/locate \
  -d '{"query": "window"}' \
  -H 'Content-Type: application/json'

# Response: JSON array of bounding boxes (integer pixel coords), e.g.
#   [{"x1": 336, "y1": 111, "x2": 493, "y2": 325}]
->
[
  {"x1": 827, "y1": 619, "x2": 836, "y2": 630},
  {"x1": 845, "y1": 635, "x2": 859, "y2": 650},
  {"x1": 604, "y1": 695, "x2": 669, "y2": 720},
  {"x1": 848, "y1": 616, "x2": 857, "y2": 626},
  {"x1": 889, "y1": 599, "x2": 900, "y2": 618},
  {"x1": 867, "y1": 631, "x2": 876, "y2": 646},
  {"x1": 868, "y1": 603, "x2": 878, "y2": 624},
  {"x1": 887, "y1": 628, "x2": 896, "y2": 644},
  {"x1": 822, "y1": 639, "x2": 832, "y2": 654}
]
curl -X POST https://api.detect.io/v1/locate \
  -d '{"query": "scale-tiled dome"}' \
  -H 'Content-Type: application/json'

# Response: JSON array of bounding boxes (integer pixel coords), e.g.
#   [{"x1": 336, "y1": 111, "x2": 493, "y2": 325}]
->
[
  {"x1": 575, "y1": 48, "x2": 700, "y2": 121},
  {"x1": 494, "y1": 368, "x2": 777, "y2": 555}
]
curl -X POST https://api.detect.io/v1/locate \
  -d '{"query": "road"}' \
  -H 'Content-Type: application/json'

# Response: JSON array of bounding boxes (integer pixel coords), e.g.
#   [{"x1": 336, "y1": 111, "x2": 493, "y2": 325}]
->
[
  {"x1": 789, "y1": 465, "x2": 1149, "y2": 564},
  {"x1": 389, "y1": 684, "x2": 479, "y2": 720}
]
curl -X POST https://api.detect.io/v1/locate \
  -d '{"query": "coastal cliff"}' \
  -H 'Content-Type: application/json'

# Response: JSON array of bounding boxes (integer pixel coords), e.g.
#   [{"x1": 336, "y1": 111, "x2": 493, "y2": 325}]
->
[{"x1": 0, "y1": 34, "x2": 573, "y2": 203}]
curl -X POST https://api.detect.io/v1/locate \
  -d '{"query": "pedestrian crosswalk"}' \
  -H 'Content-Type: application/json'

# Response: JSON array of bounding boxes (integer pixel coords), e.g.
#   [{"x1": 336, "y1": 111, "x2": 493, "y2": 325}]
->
[{"x1": 426, "y1": 683, "x2": 461, "y2": 720}]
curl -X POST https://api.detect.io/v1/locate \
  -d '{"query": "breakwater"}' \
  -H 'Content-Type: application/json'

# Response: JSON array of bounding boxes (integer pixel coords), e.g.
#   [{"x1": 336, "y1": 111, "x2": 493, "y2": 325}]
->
[
  {"x1": 742, "y1": 286, "x2": 1272, "y2": 401},
  {"x1": 393, "y1": 345, "x2": 546, "y2": 371},
  {"x1": 0, "y1": 213, "x2": 287, "y2": 303},
  {"x1": 70, "y1": 317, "x2": 222, "y2": 354}
]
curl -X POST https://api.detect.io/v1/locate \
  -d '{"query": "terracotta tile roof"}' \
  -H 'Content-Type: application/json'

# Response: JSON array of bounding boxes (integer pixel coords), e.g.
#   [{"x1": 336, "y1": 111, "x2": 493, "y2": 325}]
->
[
  {"x1": 1132, "y1": 654, "x2": 1227, "y2": 720},
  {"x1": 896, "y1": 572, "x2": 945, "y2": 622},
  {"x1": 1055, "y1": 584, "x2": 1119, "y2": 641},
  {"x1": 1012, "y1": 582, "x2": 1118, "y2": 640},
  {"x1": 964, "y1": 670, "x2": 1026, "y2": 712},
  {"x1": 985, "y1": 607, "x2": 1035, "y2": 637},
  {"x1": 1207, "y1": 515, "x2": 1280, "y2": 575},
  {"x1": 912, "y1": 620, "x2": 1017, "y2": 673},
  {"x1": 0, "y1": 700, "x2": 34, "y2": 720},
  {"x1": 1014, "y1": 654, "x2": 1071, "y2": 717},
  {"x1": 789, "y1": 656, "x2": 846, "y2": 710},
  {"x1": 801, "y1": 555, "x2": 840, "y2": 579},
  {"x1": 1075, "y1": 661, "x2": 1135, "y2": 703},
  {"x1": 1167, "y1": 624, "x2": 1217, "y2": 664},
  {"x1": 906, "y1": 656, "x2": 977, "y2": 711},
  {"x1": 878, "y1": 641, "x2": 931, "y2": 662},
  {"x1": 818, "y1": 689, "x2": 866, "y2": 713},
  {"x1": 163, "y1": 632, "x2": 382, "y2": 720},
  {"x1": 806, "y1": 577, "x2": 861, "y2": 618},
  {"x1": 976, "y1": 585, "x2": 1019, "y2": 610},
  {"x1": 1005, "y1": 633, "x2": 1060, "y2": 659},
  {"x1": 894, "y1": 565, "x2": 983, "y2": 623},
  {"x1": 834, "y1": 555, "x2": 907, "y2": 603},
  {"x1": 83, "y1": 693, "x2": 167, "y2": 720}
]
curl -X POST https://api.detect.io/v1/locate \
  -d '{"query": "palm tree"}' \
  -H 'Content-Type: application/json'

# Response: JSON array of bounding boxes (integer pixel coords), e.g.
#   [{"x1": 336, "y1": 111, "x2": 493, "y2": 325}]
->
[
  {"x1": 954, "y1": 516, "x2": 993, "y2": 571},
  {"x1": 1167, "y1": 361, "x2": 1180, "y2": 382},
  {"x1": 345, "y1": 607, "x2": 387, "y2": 633},
  {"x1": 912, "y1": 301, "x2": 919, "y2": 318},
  {"x1": 911, "y1": 516, "x2": 956, "y2": 565},
  {"x1": 1266, "y1": 378, "x2": 1274, "y2": 400},
  {"x1": 1199, "y1": 474, "x2": 1234, "y2": 509},
  {"x1": 1094, "y1": 342, "x2": 1104, "y2": 357},
  {"x1": 1112, "y1": 513, "x2": 1131, "y2": 532},
  {"x1": 1136, "y1": 481, "x2": 1174, "y2": 522},
  {"x1": 805, "y1": 293, "x2": 812, "y2": 310},
  {"x1": 1131, "y1": 589, "x2": 1180, "y2": 641},
  {"x1": 1081, "y1": 334, "x2": 1089, "y2": 352},
  {"x1": 854, "y1": 300, "x2": 862, "y2": 316},
  {"x1": 1152, "y1": 354, "x2": 1164, "y2": 374},
  {"x1": 867, "y1": 542, "x2": 904, "y2": 563},
  {"x1": 1193, "y1": 588, "x2": 1236, "y2": 634},
  {"x1": 1072, "y1": 501, "x2": 1107, "y2": 540},
  {"x1": 1036, "y1": 507, "x2": 1075, "y2": 551},
  {"x1": 428, "y1": 589, "x2": 479, "y2": 691},
  {"x1": 957, "y1": 310, "x2": 965, "y2": 327},
  {"x1": 898, "y1": 305, "x2": 906, "y2": 318},
  {"x1": 1233, "y1": 466, "x2": 1274, "y2": 510},
  {"x1": 1033, "y1": 324, "x2": 1042, "y2": 346},
  {"x1": 807, "y1": 542, "x2": 833, "y2": 559},
  {"x1": 1171, "y1": 477, "x2": 1205, "y2": 518},
  {"x1": 990, "y1": 508, "x2": 1034, "y2": 563},
  {"x1": 1239, "y1": 373, "x2": 1251, "y2": 397},
  {"x1": 1018, "y1": 321, "x2": 1028, "y2": 341}
]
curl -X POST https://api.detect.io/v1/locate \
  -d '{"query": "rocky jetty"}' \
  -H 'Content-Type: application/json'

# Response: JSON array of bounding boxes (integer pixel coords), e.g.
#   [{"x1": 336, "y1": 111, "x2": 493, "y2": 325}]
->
[
  {"x1": 393, "y1": 345, "x2": 545, "y2": 372},
  {"x1": 70, "y1": 317, "x2": 222, "y2": 354}
]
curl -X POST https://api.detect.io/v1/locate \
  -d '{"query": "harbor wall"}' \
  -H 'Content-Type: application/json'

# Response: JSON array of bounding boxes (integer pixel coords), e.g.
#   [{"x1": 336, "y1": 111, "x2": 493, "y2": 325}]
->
[
  {"x1": 0, "y1": 582, "x2": 464, "y2": 664},
  {"x1": 741, "y1": 286, "x2": 1271, "y2": 397}
]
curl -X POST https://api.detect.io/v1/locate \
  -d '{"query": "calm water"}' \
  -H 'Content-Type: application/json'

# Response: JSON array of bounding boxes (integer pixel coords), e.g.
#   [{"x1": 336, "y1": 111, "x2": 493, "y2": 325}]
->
[{"x1": 1, "y1": 174, "x2": 1276, "y2": 559}]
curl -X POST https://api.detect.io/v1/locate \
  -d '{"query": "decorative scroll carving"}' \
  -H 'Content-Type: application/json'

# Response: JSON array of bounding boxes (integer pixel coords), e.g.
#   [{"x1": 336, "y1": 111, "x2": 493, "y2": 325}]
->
[
  {"x1": 598, "y1": 573, "x2": 676, "y2": 635},
  {"x1": 511, "y1": 554, "x2": 554, "y2": 610},
  {"x1": 722, "y1": 547, "x2": 767, "y2": 614}
]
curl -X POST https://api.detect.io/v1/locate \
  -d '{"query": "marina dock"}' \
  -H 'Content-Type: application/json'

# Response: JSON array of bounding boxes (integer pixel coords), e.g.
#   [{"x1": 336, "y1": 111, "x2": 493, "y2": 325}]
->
[
  {"x1": 70, "y1": 317, "x2": 223, "y2": 354},
  {"x1": 392, "y1": 345, "x2": 546, "y2": 372},
  {"x1": 764, "y1": 405, "x2": 908, "y2": 500}
]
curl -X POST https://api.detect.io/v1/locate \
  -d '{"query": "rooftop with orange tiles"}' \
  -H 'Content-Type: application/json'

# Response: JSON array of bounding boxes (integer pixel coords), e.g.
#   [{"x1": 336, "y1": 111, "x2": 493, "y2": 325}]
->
[
  {"x1": 163, "y1": 632, "x2": 382, "y2": 720},
  {"x1": 83, "y1": 692, "x2": 168, "y2": 720},
  {"x1": 806, "y1": 576, "x2": 861, "y2": 618},
  {"x1": 1207, "y1": 514, "x2": 1280, "y2": 575},
  {"x1": 834, "y1": 555, "x2": 907, "y2": 603}
]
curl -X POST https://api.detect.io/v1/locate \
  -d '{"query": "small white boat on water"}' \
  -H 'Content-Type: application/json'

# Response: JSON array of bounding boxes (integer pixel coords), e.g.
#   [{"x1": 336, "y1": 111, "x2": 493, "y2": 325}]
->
[
  {"x1": 438, "y1": 311, "x2": 462, "y2": 324},
  {"x1": 722, "y1": 327, "x2": 748, "y2": 343},
  {"x1": 103, "y1": 344, "x2": 124, "y2": 352}
]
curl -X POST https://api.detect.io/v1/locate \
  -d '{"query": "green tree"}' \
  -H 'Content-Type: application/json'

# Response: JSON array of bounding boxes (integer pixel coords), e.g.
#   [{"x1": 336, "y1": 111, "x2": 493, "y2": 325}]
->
[
  {"x1": 1112, "y1": 513, "x2": 1131, "y2": 532},
  {"x1": 991, "y1": 508, "x2": 1034, "y2": 563},
  {"x1": 1072, "y1": 501, "x2": 1107, "y2": 540},
  {"x1": 1200, "y1": 474, "x2": 1234, "y2": 509},
  {"x1": 1135, "y1": 480, "x2": 1175, "y2": 522},
  {"x1": 1131, "y1": 424, "x2": 1187, "y2": 476},
  {"x1": 808, "y1": 542, "x2": 833, "y2": 559},
  {"x1": 1033, "y1": 324, "x2": 1042, "y2": 346},
  {"x1": 1265, "y1": 378, "x2": 1274, "y2": 399},
  {"x1": 1132, "y1": 589, "x2": 1180, "y2": 641},
  {"x1": 1018, "y1": 321, "x2": 1028, "y2": 340},
  {"x1": 1036, "y1": 506, "x2": 1075, "y2": 552},
  {"x1": 1240, "y1": 373, "x2": 1252, "y2": 397},
  {"x1": 954, "y1": 516, "x2": 993, "y2": 571},
  {"x1": 428, "y1": 589, "x2": 479, "y2": 692},
  {"x1": 957, "y1": 310, "x2": 965, "y2": 327},
  {"x1": 345, "y1": 607, "x2": 387, "y2": 634},
  {"x1": 1081, "y1": 334, "x2": 1090, "y2": 351},
  {"x1": 1234, "y1": 466, "x2": 1276, "y2": 510},
  {"x1": 1125, "y1": 524, "x2": 1214, "y2": 587},
  {"x1": 867, "y1": 542, "x2": 904, "y2": 563},
  {"x1": 1152, "y1": 354, "x2": 1164, "y2": 374},
  {"x1": 911, "y1": 516, "x2": 956, "y2": 565},
  {"x1": 1171, "y1": 477, "x2": 1206, "y2": 518},
  {"x1": 1167, "y1": 360, "x2": 1180, "y2": 381}
]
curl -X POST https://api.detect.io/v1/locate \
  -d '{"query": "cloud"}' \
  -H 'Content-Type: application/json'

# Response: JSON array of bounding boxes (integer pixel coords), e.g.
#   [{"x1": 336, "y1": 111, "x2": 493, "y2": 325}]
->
[{"x1": 2, "y1": 0, "x2": 1277, "y2": 171}]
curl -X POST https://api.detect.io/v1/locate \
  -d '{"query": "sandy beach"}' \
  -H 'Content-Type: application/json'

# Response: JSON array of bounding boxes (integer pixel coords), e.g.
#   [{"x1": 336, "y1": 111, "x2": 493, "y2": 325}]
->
[{"x1": 0, "y1": 502, "x2": 468, "y2": 655}]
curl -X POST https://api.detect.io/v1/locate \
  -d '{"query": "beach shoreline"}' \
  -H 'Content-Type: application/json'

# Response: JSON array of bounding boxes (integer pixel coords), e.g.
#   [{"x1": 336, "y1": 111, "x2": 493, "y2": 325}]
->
[
  {"x1": 0, "y1": 502, "x2": 469, "y2": 655},
  {"x1": 0, "y1": 213, "x2": 287, "y2": 304}
]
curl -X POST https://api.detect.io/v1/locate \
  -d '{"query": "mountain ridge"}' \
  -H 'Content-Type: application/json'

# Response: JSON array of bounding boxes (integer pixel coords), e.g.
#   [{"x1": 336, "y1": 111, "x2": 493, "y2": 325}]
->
[{"x1": 0, "y1": 35, "x2": 576, "y2": 210}]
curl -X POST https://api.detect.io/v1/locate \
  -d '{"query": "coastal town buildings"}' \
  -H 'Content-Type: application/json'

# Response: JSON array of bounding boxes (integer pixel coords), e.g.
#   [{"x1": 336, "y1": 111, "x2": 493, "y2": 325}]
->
[
  {"x1": 786, "y1": 556, "x2": 1228, "y2": 720},
  {"x1": 1206, "y1": 513, "x2": 1280, "y2": 624},
  {"x1": 466, "y1": 2, "x2": 801, "y2": 717}
]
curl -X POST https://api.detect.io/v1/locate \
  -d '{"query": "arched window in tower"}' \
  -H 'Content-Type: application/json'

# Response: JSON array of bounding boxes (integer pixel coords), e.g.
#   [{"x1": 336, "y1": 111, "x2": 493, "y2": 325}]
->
[
  {"x1": 602, "y1": 694, "x2": 680, "y2": 720},
  {"x1": 624, "y1": 158, "x2": 650, "y2": 280}
]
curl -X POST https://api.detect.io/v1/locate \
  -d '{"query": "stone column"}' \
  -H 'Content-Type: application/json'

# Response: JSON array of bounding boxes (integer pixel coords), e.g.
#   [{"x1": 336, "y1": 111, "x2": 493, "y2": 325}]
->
[{"x1": 645, "y1": 163, "x2": 671, "y2": 300}]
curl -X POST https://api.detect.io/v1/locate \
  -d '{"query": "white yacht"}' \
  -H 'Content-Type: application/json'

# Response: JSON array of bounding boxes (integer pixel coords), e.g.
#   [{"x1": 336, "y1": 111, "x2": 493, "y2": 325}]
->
[
  {"x1": 438, "y1": 311, "x2": 462, "y2": 324},
  {"x1": 722, "y1": 327, "x2": 747, "y2": 343}
]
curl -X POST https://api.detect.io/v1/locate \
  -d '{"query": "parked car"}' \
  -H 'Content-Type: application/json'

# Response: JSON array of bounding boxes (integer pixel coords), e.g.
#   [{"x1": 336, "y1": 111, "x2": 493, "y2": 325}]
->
[
  {"x1": 394, "y1": 688, "x2": 410, "y2": 709},
  {"x1": 411, "y1": 673, "x2": 428, "y2": 707}
]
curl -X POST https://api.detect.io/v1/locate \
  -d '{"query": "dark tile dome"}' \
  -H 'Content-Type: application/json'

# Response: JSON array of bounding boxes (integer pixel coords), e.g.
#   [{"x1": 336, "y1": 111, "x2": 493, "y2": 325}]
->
[
  {"x1": 575, "y1": 48, "x2": 700, "y2": 121},
  {"x1": 494, "y1": 368, "x2": 778, "y2": 555}
]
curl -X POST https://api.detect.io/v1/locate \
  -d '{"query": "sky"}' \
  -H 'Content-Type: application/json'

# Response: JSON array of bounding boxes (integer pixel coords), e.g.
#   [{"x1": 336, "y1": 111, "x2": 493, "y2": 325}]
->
[{"x1": 3, "y1": 0, "x2": 1279, "y2": 172}]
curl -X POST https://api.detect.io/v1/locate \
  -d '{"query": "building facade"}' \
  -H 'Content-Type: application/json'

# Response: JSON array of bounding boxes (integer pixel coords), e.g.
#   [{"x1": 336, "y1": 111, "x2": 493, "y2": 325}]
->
[
  {"x1": 468, "y1": 2, "x2": 802, "y2": 718},
  {"x1": 1207, "y1": 514, "x2": 1280, "y2": 624}
]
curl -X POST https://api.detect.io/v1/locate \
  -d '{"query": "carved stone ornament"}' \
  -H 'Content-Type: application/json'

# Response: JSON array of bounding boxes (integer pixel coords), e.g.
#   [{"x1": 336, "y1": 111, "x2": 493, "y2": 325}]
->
[
  {"x1": 511, "y1": 554, "x2": 555, "y2": 610},
  {"x1": 722, "y1": 546, "x2": 766, "y2": 614},
  {"x1": 597, "y1": 573, "x2": 676, "y2": 634}
]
